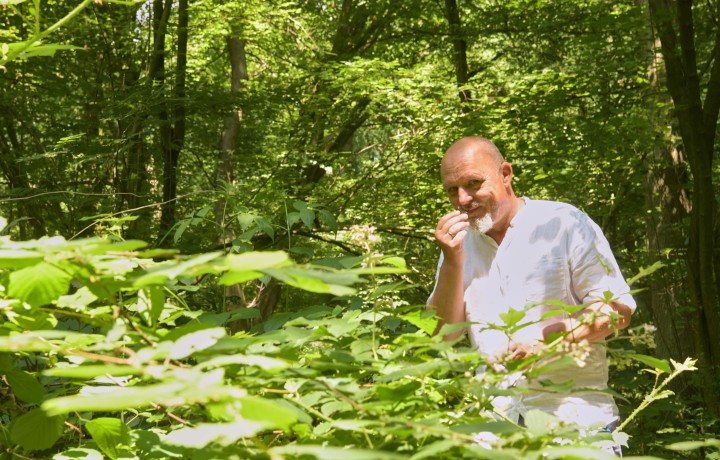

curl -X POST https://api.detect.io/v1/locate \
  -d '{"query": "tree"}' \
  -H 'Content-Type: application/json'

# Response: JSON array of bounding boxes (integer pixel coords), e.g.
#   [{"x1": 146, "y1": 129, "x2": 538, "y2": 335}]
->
[{"x1": 648, "y1": 0, "x2": 720, "y2": 416}]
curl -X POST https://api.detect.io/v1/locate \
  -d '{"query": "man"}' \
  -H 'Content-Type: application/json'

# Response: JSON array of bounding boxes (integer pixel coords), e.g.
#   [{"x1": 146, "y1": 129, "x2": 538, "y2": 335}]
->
[{"x1": 428, "y1": 136, "x2": 635, "y2": 431}]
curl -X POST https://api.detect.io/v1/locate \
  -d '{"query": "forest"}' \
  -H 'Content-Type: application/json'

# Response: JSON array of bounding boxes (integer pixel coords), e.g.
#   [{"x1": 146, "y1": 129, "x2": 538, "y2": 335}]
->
[{"x1": 0, "y1": 0, "x2": 719, "y2": 458}]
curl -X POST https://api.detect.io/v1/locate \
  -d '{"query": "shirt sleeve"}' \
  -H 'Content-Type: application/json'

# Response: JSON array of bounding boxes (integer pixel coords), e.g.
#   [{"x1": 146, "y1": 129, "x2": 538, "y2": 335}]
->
[{"x1": 567, "y1": 210, "x2": 637, "y2": 312}]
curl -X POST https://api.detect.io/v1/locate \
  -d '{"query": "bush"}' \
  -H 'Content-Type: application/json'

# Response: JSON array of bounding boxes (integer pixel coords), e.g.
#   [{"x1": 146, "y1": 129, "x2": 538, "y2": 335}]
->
[{"x1": 0, "y1": 219, "x2": 699, "y2": 459}]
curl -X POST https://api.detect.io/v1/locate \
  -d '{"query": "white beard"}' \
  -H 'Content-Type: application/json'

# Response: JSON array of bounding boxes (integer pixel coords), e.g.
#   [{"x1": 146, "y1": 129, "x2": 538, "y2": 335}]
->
[{"x1": 470, "y1": 212, "x2": 494, "y2": 234}]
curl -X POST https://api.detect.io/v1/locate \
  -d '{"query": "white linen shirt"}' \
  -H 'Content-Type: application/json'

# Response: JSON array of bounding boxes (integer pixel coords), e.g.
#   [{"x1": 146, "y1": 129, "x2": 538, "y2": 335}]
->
[{"x1": 431, "y1": 198, "x2": 636, "y2": 427}]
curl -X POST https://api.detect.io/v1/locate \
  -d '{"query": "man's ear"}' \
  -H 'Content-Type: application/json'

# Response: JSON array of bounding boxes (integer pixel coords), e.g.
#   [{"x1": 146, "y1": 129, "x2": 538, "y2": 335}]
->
[{"x1": 501, "y1": 162, "x2": 513, "y2": 186}]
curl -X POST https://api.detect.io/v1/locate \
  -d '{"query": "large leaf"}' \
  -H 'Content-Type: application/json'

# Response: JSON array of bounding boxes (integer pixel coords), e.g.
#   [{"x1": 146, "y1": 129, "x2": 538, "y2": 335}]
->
[
  {"x1": 8, "y1": 262, "x2": 72, "y2": 307},
  {"x1": 269, "y1": 445, "x2": 405, "y2": 460},
  {"x1": 163, "y1": 420, "x2": 267, "y2": 448},
  {"x1": 42, "y1": 369, "x2": 241, "y2": 415},
  {"x1": 9, "y1": 408, "x2": 65, "y2": 451},
  {"x1": 238, "y1": 395, "x2": 298, "y2": 429},
  {"x1": 0, "y1": 249, "x2": 43, "y2": 269},
  {"x1": 133, "y1": 252, "x2": 221, "y2": 287},
  {"x1": 44, "y1": 365, "x2": 144, "y2": 379},
  {"x1": 263, "y1": 266, "x2": 359, "y2": 296},
  {"x1": 6, "y1": 368, "x2": 46, "y2": 404},
  {"x1": 135, "y1": 287, "x2": 166, "y2": 326},
  {"x1": 0, "y1": 330, "x2": 104, "y2": 352},
  {"x1": 627, "y1": 353, "x2": 672, "y2": 374},
  {"x1": 218, "y1": 251, "x2": 289, "y2": 285},
  {"x1": 53, "y1": 448, "x2": 104, "y2": 460},
  {"x1": 85, "y1": 418, "x2": 132, "y2": 460},
  {"x1": 169, "y1": 327, "x2": 226, "y2": 360}
]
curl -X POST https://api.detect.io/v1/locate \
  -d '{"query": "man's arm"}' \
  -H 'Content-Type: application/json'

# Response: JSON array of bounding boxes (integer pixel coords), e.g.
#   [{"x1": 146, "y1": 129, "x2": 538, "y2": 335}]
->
[
  {"x1": 428, "y1": 210, "x2": 469, "y2": 341},
  {"x1": 508, "y1": 301, "x2": 632, "y2": 359},
  {"x1": 544, "y1": 300, "x2": 633, "y2": 343}
]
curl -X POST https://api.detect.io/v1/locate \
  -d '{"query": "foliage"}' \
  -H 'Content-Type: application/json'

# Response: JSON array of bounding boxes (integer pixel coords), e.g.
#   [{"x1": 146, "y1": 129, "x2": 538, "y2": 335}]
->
[
  {"x1": 1, "y1": 0, "x2": 719, "y2": 456},
  {"x1": 0, "y1": 217, "x2": 699, "y2": 459}
]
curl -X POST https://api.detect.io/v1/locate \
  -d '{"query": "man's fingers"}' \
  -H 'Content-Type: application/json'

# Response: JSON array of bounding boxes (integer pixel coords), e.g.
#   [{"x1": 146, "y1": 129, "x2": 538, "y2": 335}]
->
[{"x1": 437, "y1": 210, "x2": 461, "y2": 228}]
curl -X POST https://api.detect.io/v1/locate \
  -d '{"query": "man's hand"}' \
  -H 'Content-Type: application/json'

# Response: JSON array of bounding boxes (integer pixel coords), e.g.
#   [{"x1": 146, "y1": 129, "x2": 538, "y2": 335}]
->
[
  {"x1": 435, "y1": 210, "x2": 470, "y2": 261},
  {"x1": 508, "y1": 340, "x2": 542, "y2": 360}
]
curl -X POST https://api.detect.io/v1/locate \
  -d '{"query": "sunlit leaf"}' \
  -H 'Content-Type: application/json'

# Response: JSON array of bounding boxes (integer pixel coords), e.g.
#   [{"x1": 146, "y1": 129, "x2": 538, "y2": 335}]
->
[
  {"x1": 499, "y1": 308, "x2": 525, "y2": 328},
  {"x1": 85, "y1": 418, "x2": 132, "y2": 460},
  {"x1": 8, "y1": 262, "x2": 72, "y2": 307},
  {"x1": 169, "y1": 327, "x2": 226, "y2": 360},
  {"x1": 628, "y1": 353, "x2": 672, "y2": 374},
  {"x1": 52, "y1": 448, "x2": 104, "y2": 460},
  {"x1": 0, "y1": 249, "x2": 43, "y2": 269},
  {"x1": 269, "y1": 445, "x2": 405, "y2": 460},
  {"x1": 44, "y1": 365, "x2": 143, "y2": 379},
  {"x1": 133, "y1": 252, "x2": 221, "y2": 287},
  {"x1": 163, "y1": 420, "x2": 266, "y2": 448}
]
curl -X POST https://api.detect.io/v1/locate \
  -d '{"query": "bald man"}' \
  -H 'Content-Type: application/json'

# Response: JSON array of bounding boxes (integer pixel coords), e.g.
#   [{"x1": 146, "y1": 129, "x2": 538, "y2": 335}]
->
[{"x1": 428, "y1": 136, "x2": 635, "y2": 433}]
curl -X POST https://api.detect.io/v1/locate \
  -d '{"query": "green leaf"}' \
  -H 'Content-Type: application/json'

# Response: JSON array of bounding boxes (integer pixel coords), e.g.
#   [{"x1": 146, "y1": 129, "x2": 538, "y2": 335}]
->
[
  {"x1": 85, "y1": 418, "x2": 132, "y2": 460},
  {"x1": 8, "y1": 262, "x2": 72, "y2": 307},
  {"x1": 53, "y1": 448, "x2": 104, "y2": 460},
  {"x1": 239, "y1": 396, "x2": 298, "y2": 429},
  {"x1": 666, "y1": 438, "x2": 720, "y2": 451},
  {"x1": 538, "y1": 446, "x2": 618, "y2": 459},
  {"x1": 263, "y1": 266, "x2": 359, "y2": 296},
  {"x1": 169, "y1": 327, "x2": 226, "y2": 360},
  {"x1": 628, "y1": 353, "x2": 672, "y2": 374},
  {"x1": 524, "y1": 409, "x2": 560, "y2": 437},
  {"x1": 331, "y1": 420, "x2": 376, "y2": 431},
  {"x1": 6, "y1": 368, "x2": 46, "y2": 404},
  {"x1": 410, "y1": 440, "x2": 457, "y2": 460},
  {"x1": 0, "y1": 249, "x2": 43, "y2": 269},
  {"x1": 42, "y1": 369, "x2": 238, "y2": 415},
  {"x1": 225, "y1": 251, "x2": 288, "y2": 271},
  {"x1": 5, "y1": 309, "x2": 58, "y2": 330},
  {"x1": 375, "y1": 381, "x2": 421, "y2": 401},
  {"x1": 52, "y1": 447, "x2": 104, "y2": 460},
  {"x1": 0, "y1": 353, "x2": 12, "y2": 371},
  {"x1": 163, "y1": 420, "x2": 267, "y2": 448},
  {"x1": 136, "y1": 287, "x2": 166, "y2": 326},
  {"x1": 236, "y1": 213, "x2": 255, "y2": 231},
  {"x1": 197, "y1": 354, "x2": 289, "y2": 371},
  {"x1": 287, "y1": 211, "x2": 301, "y2": 228},
  {"x1": 626, "y1": 261, "x2": 665, "y2": 285},
  {"x1": 0, "y1": 330, "x2": 104, "y2": 352},
  {"x1": 217, "y1": 270, "x2": 263, "y2": 285},
  {"x1": 317, "y1": 210, "x2": 338, "y2": 232},
  {"x1": 401, "y1": 309, "x2": 436, "y2": 335},
  {"x1": 300, "y1": 209, "x2": 315, "y2": 229},
  {"x1": 256, "y1": 217, "x2": 275, "y2": 239},
  {"x1": 270, "y1": 445, "x2": 405, "y2": 460},
  {"x1": 9, "y1": 408, "x2": 65, "y2": 451},
  {"x1": 133, "y1": 252, "x2": 221, "y2": 287},
  {"x1": 44, "y1": 365, "x2": 143, "y2": 379},
  {"x1": 499, "y1": 307, "x2": 526, "y2": 328}
]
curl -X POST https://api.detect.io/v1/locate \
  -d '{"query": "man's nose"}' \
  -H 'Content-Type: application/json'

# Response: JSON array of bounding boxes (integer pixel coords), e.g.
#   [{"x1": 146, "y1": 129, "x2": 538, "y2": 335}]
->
[{"x1": 458, "y1": 188, "x2": 472, "y2": 203}]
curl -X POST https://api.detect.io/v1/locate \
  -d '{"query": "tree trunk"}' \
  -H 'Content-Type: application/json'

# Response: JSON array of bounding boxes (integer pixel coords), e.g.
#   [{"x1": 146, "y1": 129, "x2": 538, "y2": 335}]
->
[
  {"x1": 443, "y1": 0, "x2": 471, "y2": 110},
  {"x1": 214, "y1": 33, "x2": 247, "y2": 241},
  {"x1": 158, "y1": 0, "x2": 188, "y2": 240},
  {"x1": 648, "y1": 0, "x2": 720, "y2": 416}
]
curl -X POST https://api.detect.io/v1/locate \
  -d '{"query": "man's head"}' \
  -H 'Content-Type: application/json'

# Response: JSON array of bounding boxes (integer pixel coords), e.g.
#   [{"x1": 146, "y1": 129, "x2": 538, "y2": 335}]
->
[{"x1": 441, "y1": 137, "x2": 517, "y2": 238}]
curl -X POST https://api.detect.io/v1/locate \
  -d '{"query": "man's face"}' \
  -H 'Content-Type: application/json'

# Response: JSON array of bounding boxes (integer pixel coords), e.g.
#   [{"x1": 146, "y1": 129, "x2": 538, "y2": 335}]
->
[{"x1": 441, "y1": 150, "x2": 513, "y2": 234}]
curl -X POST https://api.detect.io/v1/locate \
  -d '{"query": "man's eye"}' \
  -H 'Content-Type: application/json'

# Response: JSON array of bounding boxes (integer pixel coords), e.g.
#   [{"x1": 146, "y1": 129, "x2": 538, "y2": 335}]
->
[
  {"x1": 447, "y1": 187, "x2": 458, "y2": 195},
  {"x1": 468, "y1": 180, "x2": 482, "y2": 187}
]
